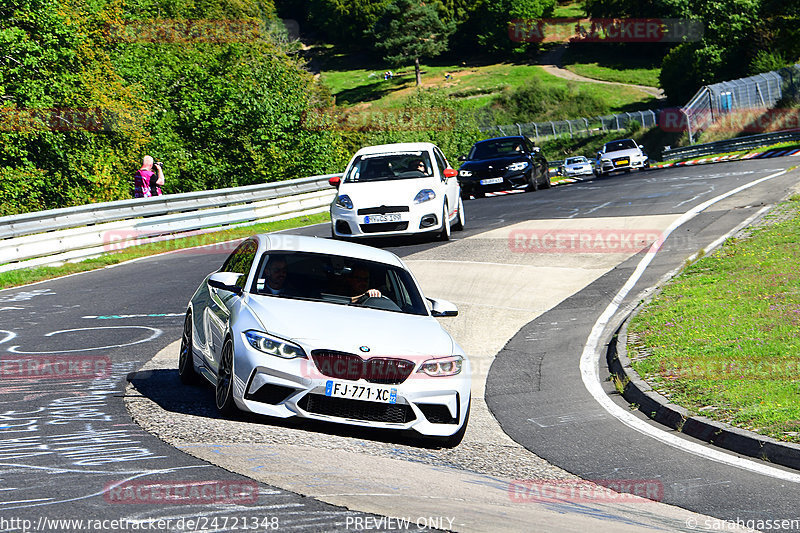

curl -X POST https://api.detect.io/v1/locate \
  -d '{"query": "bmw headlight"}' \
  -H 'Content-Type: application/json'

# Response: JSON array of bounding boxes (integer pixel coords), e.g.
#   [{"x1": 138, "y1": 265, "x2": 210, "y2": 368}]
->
[
  {"x1": 459, "y1": 169, "x2": 472, "y2": 177},
  {"x1": 506, "y1": 162, "x2": 528, "y2": 171},
  {"x1": 335, "y1": 194, "x2": 353, "y2": 209},
  {"x1": 417, "y1": 355, "x2": 463, "y2": 377},
  {"x1": 414, "y1": 189, "x2": 436, "y2": 204},
  {"x1": 244, "y1": 330, "x2": 306, "y2": 359}
]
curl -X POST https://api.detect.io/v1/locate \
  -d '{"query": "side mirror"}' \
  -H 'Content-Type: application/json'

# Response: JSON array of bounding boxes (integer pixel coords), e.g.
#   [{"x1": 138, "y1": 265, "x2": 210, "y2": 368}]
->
[
  {"x1": 458, "y1": 155, "x2": 467, "y2": 161},
  {"x1": 638, "y1": 145, "x2": 644, "y2": 149},
  {"x1": 532, "y1": 146, "x2": 541, "y2": 152},
  {"x1": 443, "y1": 168, "x2": 458, "y2": 179},
  {"x1": 328, "y1": 175, "x2": 342, "y2": 188},
  {"x1": 428, "y1": 297, "x2": 458, "y2": 317},
  {"x1": 208, "y1": 272, "x2": 243, "y2": 294}
]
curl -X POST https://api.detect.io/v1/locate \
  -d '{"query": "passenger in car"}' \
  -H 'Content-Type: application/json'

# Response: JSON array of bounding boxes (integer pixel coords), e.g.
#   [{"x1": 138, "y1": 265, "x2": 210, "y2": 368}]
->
[{"x1": 261, "y1": 255, "x2": 302, "y2": 297}]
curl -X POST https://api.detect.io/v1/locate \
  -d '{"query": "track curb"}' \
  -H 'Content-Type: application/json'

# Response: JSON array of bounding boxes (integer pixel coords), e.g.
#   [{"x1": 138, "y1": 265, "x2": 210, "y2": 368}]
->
[{"x1": 608, "y1": 311, "x2": 800, "y2": 471}]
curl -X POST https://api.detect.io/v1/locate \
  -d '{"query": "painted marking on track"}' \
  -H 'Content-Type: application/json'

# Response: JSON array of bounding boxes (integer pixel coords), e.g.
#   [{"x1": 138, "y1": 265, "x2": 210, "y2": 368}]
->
[
  {"x1": 579, "y1": 168, "x2": 800, "y2": 483},
  {"x1": 82, "y1": 313, "x2": 183, "y2": 320},
  {"x1": 7, "y1": 326, "x2": 162, "y2": 354},
  {"x1": 528, "y1": 411, "x2": 609, "y2": 428},
  {"x1": 0, "y1": 330, "x2": 16, "y2": 345},
  {"x1": 0, "y1": 289, "x2": 54, "y2": 303}
]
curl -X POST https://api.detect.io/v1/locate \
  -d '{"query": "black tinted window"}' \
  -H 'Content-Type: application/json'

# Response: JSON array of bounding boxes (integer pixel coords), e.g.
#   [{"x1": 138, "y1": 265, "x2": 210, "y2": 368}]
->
[
  {"x1": 344, "y1": 152, "x2": 433, "y2": 182},
  {"x1": 470, "y1": 139, "x2": 526, "y2": 159},
  {"x1": 250, "y1": 252, "x2": 428, "y2": 315}
]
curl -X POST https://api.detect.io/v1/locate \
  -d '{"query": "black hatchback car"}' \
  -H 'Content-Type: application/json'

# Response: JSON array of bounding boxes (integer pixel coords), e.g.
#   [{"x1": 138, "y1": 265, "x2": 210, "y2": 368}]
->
[{"x1": 457, "y1": 136, "x2": 550, "y2": 199}]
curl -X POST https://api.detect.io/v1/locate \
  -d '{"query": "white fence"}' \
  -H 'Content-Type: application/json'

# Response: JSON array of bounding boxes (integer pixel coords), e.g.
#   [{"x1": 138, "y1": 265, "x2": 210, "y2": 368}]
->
[{"x1": 0, "y1": 174, "x2": 337, "y2": 273}]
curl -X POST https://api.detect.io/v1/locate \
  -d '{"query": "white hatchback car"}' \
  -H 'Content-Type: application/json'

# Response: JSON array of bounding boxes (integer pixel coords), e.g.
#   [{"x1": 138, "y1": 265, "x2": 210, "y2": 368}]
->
[
  {"x1": 179, "y1": 234, "x2": 471, "y2": 447},
  {"x1": 330, "y1": 142, "x2": 465, "y2": 241}
]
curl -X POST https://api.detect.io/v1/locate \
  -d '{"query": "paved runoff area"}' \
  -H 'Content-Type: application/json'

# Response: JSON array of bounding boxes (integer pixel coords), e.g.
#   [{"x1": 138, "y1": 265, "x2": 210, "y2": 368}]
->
[{"x1": 126, "y1": 213, "x2": 743, "y2": 532}]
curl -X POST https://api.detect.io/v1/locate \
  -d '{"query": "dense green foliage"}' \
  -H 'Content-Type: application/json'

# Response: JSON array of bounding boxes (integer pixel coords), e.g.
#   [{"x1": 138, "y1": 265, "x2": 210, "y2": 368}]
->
[
  {"x1": 476, "y1": 78, "x2": 610, "y2": 127},
  {"x1": 0, "y1": 0, "x2": 343, "y2": 214},
  {"x1": 657, "y1": 0, "x2": 799, "y2": 102},
  {"x1": 5, "y1": 0, "x2": 800, "y2": 215},
  {"x1": 372, "y1": 0, "x2": 454, "y2": 86}
]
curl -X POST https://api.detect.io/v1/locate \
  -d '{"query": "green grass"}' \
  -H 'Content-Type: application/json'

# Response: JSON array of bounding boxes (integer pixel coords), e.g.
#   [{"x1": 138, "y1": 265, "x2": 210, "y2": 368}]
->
[
  {"x1": 553, "y1": 1, "x2": 586, "y2": 18},
  {"x1": 561, "y1": 44, "x2": 663, "y2": 88},
  {"x1": 628, "y1": 196, "x2": 800, "y2": 443},
  {"x1": 319, "y1": 60, "x2": 657, "y2": 113},
  {"x1": 564, "y1": 63, "x2": 661, "y2": 88},
  {"x1": 0, "y1": 212, "x2": 330, "y2": 290}
]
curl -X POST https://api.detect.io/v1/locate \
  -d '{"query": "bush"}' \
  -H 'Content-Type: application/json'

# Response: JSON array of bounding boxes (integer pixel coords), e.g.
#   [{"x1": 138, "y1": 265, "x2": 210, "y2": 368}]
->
[{"x1": 477, "y1": 78, "x2": 610, "y2": 126}]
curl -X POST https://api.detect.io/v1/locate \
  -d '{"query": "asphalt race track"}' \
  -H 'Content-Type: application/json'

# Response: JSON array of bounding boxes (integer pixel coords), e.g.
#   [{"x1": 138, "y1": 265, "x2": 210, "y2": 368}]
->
[{"x1": 1, "y1": 157, "x2": 799, "y2": 532}]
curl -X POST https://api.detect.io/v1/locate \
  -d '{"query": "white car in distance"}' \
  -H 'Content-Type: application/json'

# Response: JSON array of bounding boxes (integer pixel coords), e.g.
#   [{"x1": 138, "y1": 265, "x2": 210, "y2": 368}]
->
[
  {"x1": 560, "y1": 156, "x2": 594, "y2": 177},
  {"x1": 329, "y1": 142, "x2": 465, "y2": 241},
  {"x1": 594, "y1": 139, "x2": 649, "y2": 176}
]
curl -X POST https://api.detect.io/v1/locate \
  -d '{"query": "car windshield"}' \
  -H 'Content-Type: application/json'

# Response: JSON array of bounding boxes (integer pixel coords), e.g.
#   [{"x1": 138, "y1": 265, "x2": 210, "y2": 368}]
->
[
  {"x1": 343, "y1": 152, "x2": 433, "y2": 183},
  {"x1": 604, "y1": 140, "x2": 637, "y2": 152},
  {"x1": 469, "y1": 139, "x2": 525, "y2": 160},
  {"x1": 250, "y1": 251, "x2": 429, "y2": 316},
  {"x1": 566, "y1": 157, "x2": 586, "y2": 165}
]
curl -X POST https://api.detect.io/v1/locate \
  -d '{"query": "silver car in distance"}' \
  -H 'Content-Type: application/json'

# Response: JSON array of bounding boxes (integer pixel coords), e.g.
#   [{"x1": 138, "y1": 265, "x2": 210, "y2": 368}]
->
[{"x1": 179, "y1": 234, "x2": 471, "y2": 447}]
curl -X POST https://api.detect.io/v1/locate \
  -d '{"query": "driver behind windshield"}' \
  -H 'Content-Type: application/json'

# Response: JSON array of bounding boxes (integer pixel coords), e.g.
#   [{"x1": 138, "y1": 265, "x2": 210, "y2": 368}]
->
[
  {"x1": 408, "y1": 159, "x2": 427, "y2": 174},
  {"x1": 345, "y1": 265, "x2": 382, "y2": 304}
]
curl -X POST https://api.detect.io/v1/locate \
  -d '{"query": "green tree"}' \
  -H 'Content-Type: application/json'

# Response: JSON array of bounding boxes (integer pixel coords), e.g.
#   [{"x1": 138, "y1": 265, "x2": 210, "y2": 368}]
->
[
  {"x1": 304, "y1": 0, "x2": 390, "y2": 48},
  {"x1": 458, "y1": 0, "x2": 554, "y2": 54},
  {"x1": 372, "y1": 0, "x2": 455, "y2": 86}
]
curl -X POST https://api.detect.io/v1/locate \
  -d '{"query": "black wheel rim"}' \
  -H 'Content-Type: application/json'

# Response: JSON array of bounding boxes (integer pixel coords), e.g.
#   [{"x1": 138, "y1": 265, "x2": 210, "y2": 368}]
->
[
  {"x1": 216, "y1": 343, "x2": 232, "y2": 408},
  {"x1": 178, "y1": 313, "x2": 191, "y2": 374}
]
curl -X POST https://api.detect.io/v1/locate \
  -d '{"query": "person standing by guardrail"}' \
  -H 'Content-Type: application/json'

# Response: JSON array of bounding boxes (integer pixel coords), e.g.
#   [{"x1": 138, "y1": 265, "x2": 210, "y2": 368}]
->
[{"x1": 133, "y1": 155, "x2": 165, "y2": 198}]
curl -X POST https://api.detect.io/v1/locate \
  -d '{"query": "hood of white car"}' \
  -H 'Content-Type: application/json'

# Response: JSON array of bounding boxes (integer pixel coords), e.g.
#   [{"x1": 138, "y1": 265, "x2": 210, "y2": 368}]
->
[
  {"x1": 600, "y1": 148, "x2": 643, "y2": 160},
  {"x1": 566, "y1": 161, "x2": 591, "y2": 168},
  {"x1": 243, "y1": 295, "x2": 455, "y2": 357},
  {"x1": 338, "y1": 178, "x2": 438, "y2": 208}
]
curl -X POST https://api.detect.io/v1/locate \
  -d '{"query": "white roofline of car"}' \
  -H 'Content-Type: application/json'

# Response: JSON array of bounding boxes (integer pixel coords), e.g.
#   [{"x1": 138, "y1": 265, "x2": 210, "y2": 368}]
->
[
  {"x1": 353, "y1": 142, "x2": 437, "y2": 156},
  {"x1": 259, "y1": 233, "x2": 405, "y2": 267}
]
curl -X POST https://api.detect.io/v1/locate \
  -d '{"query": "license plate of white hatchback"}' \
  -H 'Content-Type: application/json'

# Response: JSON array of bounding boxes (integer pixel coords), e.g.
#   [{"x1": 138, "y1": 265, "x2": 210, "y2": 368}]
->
[{"x1": 364, "y1": 213, "x2": 401, "y2": 223}]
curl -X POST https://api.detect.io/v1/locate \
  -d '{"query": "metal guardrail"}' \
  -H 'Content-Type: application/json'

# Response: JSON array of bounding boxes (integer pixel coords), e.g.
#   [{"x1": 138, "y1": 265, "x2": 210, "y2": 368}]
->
[
  {"x1": 0, "y1": 174, "x2": 338, "y2": 273},
  {"x1": 661, "y1": 130, "x2": 800, "y2": 161}
]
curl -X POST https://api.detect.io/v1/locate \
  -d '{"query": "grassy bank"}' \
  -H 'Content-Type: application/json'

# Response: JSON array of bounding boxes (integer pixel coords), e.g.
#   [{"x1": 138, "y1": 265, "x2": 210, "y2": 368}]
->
[
  {"x1": 0, "y1": 213, "x2": 330, "y2": 291},
  {"x1": 318, "y1": 58, "x2": 658, "y2": 113},
  {"x1": 561, "y1": 45, "x2": 662, "y2": 88},
  {"x1": 628, "y1": 195, "x2": 800, "y2": 443}
]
